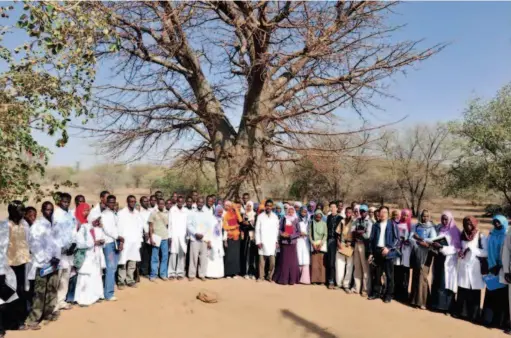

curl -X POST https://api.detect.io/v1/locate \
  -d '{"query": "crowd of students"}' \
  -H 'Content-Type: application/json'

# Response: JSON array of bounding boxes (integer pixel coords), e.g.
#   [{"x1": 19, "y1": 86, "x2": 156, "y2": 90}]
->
[{"x1": 1, "y1": 190, "x2": 511, "y2": 337}]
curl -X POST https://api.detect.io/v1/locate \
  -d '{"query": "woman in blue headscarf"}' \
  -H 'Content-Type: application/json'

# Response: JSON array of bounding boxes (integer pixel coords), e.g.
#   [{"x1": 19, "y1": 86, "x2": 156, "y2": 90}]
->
[
  {"x1": 275, "y1": 202, "x2": 285, "y2": 220},
  {"x1": 481, "y1": 214, "x2": 509, "y2": 329}
]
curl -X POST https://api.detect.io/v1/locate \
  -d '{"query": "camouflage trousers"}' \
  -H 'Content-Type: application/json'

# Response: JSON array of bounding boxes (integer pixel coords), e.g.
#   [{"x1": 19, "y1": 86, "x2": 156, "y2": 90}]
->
[{"x1": 25, "y1": 268, "x2": 59, "y2": 324}]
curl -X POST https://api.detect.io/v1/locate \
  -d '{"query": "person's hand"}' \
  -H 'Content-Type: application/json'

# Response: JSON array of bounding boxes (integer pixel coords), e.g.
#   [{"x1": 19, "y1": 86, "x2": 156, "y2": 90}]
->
[
  {"x1": 257, "y1": 243, "x2": 263, "y2": 249},
  {"x1": 118, "y1": 236, "x2": 125, "y2": 243},
  {"x1": 119, "y1": 242, "x2": 124, "y2": 252},
  {"x1": 224, "y1": 240, "x2": 228, "y2": 248},
  {"x1": 143, "y1": 233, "x2": 149, "y2": 242},
  {"x1": 458, "y1": 251, "x2": 465, "y2": 259},
  {"x1": 413, "y1": 234, "x2": 422, "y2": 241},
  {"x1": 301, "y1": 232, "x2": 307, "y2": 237},
  {"x1": 505, "y1": 273, "x2": 511, "y2": 284},
  {"x1": 50, "y1": 257, "x2": 60, "y2": 268},
  {"x1": 432, "y1": 242, "x2": 442, "y2": 250},
  {"x1": 419, "y1": 241, "x2": 430, "y2": 248},
  {"x1": 381, "y1": 247, "x2": 389, "y2": 257},
  {"x1": 490, "y1": 265, "x2": 501, "y2": 276},
  {"x1": 168, "y1": 238, "x2": 172, "y2": 247},
  {"x1": 357, "y1": 230, "x2": 365, "y2": 235},
  {"x1": 95, "y1": 240, "x2": 104, "y2": 246},
  {"x1": 281, "y1": 232, "x2": 289, "y2": 238},
  {"x1": 368, "y1": 255, "x2": 374, "y2": 264},
  {"x1": 207, "y1": 241, "x2": 212, "y2": 249},
  {"x1": 404, "y1": 240, "x2": 411, "y2": 246},
  {"x1": 195, "y1": 233, "x2": 203, "y2": 240},
  {"x1": 150, "y1": 238, "x2": 155, "y2": 246}
]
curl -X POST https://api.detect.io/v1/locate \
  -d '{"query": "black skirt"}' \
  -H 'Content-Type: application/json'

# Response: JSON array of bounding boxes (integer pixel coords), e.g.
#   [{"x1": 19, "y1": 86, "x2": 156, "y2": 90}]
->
[
  {"x1": 429, "y1": 254, "x2": 455, "y2": 312},
  {"x1": 393, "y1": 265, "x2": 410, "y2": 302},
  {"x1": 455, "y1": 287, "x2": 481, "y2": 322},
  {"x1": 224, "y1": 239, "x2": 241, "y2": 277},
  {"x1": 481, "y1": 285, "x2": 510, "y2": 328}
]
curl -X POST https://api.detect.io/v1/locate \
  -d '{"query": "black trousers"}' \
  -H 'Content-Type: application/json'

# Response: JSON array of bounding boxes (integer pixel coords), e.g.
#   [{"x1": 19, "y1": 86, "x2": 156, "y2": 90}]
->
[
  {"x1": 371, "y1": 253, "x2": 394, "y2": 299},
  {"x1": 326, "y1": 238, "x2": 337, "y2": 285},
  {"x1": 0, "y1": 304, "x2": 6, "y2": 335},
  {"x1": 139, "y1": 242, "x2": 152, "y2": 277},
  {"x1": 9, "y1": 264, "x2": 28, "y2": 328}
]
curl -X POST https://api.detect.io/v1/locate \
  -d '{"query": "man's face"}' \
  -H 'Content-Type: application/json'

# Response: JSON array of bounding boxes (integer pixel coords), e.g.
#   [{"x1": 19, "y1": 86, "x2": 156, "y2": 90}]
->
[
  {"x1": 330, "y1": 204, "x2": 337, "y2": 215},
  {"x1": 360, "y1": 210, "x2": 368, "y2": 219},
  {"x1": 177, "y1": 198, "x2": 184, "y2": 208},
  {"x1": 101, "y1": 193, "x2": 110, "y2": 204},
  {"x1": 59, "y1": 197, "x2": 71, "y2": 211},
  {"x1": 380, "y1": 208, "x2": 389, "y2": 221},
  {"x1": 314, "y1": 213, "x2": 322, "y2": 222},
  {"x1": 150, "y1": 196, "x2": 157, "y2": 207},
  {"x1": 155, "y1": 192, "x2": 163, "y2": 200},
  {"x1": 140, "y1": 197, "x2": 149, "y2": 209},
  {"x1": 157, "y1": 199, "x2": 165, "y2": 211},
  {"x1": 186, "y1": 198, "x2": 193, "y2": 208},
  {"x1": 127, "y1": 197, "x2": 136, "y2": 210},
  {"x1": 337, "y1": 202, "x2": 344, "y2": 210},
  {"x1": 107, "y1": 198, "x2": 117, "y2": 211},
  {"x1": 265, "y1": 202, "x2": 273, "y2": 214},
  {"x1": 192, "y1": 192, "x2": 198, "y2": 202},
  {"x1": 207, "y1": 197, "x2": 214, "y2": 208},
  {"x1": 25, "y1": 210, "x2": 37, "y2": 225},
  {"x1": 197, "y1": 198, "x2": 205, "y2": 210},
  {"x1": 43, "y1": 204, "x2": 54, "y2": 220},
  {"x1": 166, "y1": 200, "x2": 172, "y2": 211},
  {"x1": 242, "y1": 194, "x2": 249, "y2": 204},
  {"x1": 345, "y1": 209, "x2": 353, "y2": 219}
]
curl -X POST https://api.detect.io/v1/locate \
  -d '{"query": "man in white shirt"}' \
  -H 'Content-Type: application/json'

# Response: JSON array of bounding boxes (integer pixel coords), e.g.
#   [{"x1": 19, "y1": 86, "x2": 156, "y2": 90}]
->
[
  {"x1": 52, "y1": 193, "x2": 76, "y2": 311},
  {"x1": 187, "y1": 197, "x2": 215, "y2": 281},
  {"x1": 117, "y1": 195, "x2": 143, "y2": 288},
  {"x1": 168, "y1": 197, "x2": 189, "y2": 280},
  {"x1": 138, "y1": 196, "x2": 152, "y2": 278},
  {"x1": 89, "y1": 191, "x2": 110, "y2": 221},
  {"x1": 25, "y1": 201, "x2": 61, "y2": 328},
  {"x1": 101, "y1": 195, "x2": 124, "y2": 301},
  {"x1": 255, "y1": 200, "x2": 280, "y2": 282}
]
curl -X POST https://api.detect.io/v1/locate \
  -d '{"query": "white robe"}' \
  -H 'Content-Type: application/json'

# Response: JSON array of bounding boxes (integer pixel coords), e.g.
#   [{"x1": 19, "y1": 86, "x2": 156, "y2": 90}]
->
[
  {"x1": 117, "y1": 208, "x2": 143, "y2": 265},
  {"x1": 458, "y1": 233, "x2": 487, "y2": 290},
  {"x1": 255, "y1": 212, "x2": 279, "y2": 256},
  {"x1": 53, "y1": 207, "x2": 78, "y2": 269},
  {"x1": 0, "y1": 220, "x2": 19, "y2": 304},
  {"x1": 206, "y1": 218, "x2": 226, "y2": 278},
  {"x1": 74, "y1": 223, "x2": 104, "y2": 306},
  {"x1": 438, "y1": 232, "x2": 458, "y2": 292},
  {"x1": 296, "y1": 219, "x2": 311, "y2": 266},
  {"x1": 168, "y1": 206, "x2": 189, "y2": 254}
]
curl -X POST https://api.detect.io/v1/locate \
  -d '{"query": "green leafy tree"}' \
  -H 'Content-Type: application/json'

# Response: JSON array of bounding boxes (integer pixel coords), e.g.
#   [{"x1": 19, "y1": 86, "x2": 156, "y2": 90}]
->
[{"x1": 447, "y1": 84, "x2": 511, "y2": 205}]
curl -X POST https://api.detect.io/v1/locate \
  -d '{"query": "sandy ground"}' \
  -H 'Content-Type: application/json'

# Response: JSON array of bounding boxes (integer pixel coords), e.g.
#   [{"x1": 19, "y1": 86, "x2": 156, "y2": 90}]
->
[{"x1": 8, "y1": 278, "x2": 508, "y2": 338}]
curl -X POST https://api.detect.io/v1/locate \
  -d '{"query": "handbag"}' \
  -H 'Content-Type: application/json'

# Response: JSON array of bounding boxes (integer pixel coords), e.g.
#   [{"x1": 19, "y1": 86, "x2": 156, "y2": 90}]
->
[{"x1": 477, "y1": 234, "x2": 489, "y2": 275}]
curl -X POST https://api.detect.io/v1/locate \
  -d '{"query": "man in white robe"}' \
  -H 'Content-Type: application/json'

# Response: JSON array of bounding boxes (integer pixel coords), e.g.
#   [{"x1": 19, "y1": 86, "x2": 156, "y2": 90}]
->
[
  {"x1": 168, "y1": 197, "x2": 189, "y2": 280},
  {"x1": 117, "y1": 195, "x2": 143, "y2": 288},
  {"x1": 52, "y1": 193, "x2": 77, "y2": 311},
  {"x1": 187, "y1": 197, "x2": 215, "y2": 280},
  {"x1": 255, "y1": 200, "x2": 280, "y2": 282}
]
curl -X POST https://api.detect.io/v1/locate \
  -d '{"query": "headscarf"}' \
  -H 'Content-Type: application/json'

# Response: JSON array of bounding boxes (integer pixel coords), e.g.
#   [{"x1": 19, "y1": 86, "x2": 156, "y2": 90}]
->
[
  {"x1": 461, "y1": 216, "x2": 479, "y2": 242},
  {"x1": 257, "y1": 200, "x2": 266, "y2": 214},
  {"x1": 285, "y1": 206, "x2": 298, "y2": 224},
  {"x1": 298, "y1": 206, "x2": 308, "y2": 222},
  {"x1": 488, "y1": 214, "x2": 509, "y2": 269},
  {"x1": 307, "y1": 201, "x2": 316, "y2": 212},
  {"x1": 76, "y1": 203, "x2": 91, "y2": 226},
  {"x1": 214, "y1": 205, "x2": 224, "y2": 237},
  {"x1": 283, "y1": 203, "x2": 290, "y2": 212},
  {"x1": 391, "y1": 210, "x2": 400, "y2": 226},
  {"x1": 275, "y1": 202, "x2": 285, "y2": 219},
  {"x1": 400, "y1": 209, "x2": 412, "y2": 232},
  {"x1": 437, "y1": 211, "x2": 461, "y2": 251},
  {"x1": 245, "y1": 201, "x2": 256, "y2": 223},
  {"x1": 294, "y1": 201, "x2": 303, "y2": 209},
  {"x1": 222, "y1": 201, "x2": 242, "y2": 240},
  {"x1": 215, "y1": 205, "x2": 224, "y2": 219}
]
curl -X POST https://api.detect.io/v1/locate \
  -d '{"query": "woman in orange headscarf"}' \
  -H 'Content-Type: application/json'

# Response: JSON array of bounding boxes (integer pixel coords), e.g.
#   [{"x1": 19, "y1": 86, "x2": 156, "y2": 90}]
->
[{"x1": 223, "y1": 201, "x2": 242, "y2": 278}]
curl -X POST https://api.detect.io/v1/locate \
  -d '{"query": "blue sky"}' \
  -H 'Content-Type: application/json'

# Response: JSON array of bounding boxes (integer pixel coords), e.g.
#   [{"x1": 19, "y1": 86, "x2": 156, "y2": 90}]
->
[{"x1": 14, "y1": 1, "x2": 511, "y2": 167}]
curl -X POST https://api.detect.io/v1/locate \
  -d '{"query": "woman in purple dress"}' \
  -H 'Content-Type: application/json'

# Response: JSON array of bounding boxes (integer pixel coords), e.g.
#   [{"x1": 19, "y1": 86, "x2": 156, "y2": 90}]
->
[{"x1": 273, "y1": 207, "x2": 300, "y2": 285}]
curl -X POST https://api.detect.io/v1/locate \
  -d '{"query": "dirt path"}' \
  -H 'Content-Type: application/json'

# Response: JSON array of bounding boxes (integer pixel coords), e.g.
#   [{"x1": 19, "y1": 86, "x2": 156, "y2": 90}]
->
[{"x1": 9, "y1": 278, "x2": 506, "y2": 338}]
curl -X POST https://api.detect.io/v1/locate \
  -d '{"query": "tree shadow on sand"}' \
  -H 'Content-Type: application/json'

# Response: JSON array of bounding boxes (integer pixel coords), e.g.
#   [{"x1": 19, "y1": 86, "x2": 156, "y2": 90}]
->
[{"x1": 281, "y1": 309, "x2": 338, "y2": 338}]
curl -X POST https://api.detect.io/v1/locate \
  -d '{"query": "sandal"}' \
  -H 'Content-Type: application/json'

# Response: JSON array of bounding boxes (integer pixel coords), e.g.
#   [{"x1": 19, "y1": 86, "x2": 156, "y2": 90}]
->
[
  {"x1": 17, "y1": 324, "x2": 28, "y2": 331},
  {"x1": 27, "y1": 324, "x2": 42, "y2": 331}
]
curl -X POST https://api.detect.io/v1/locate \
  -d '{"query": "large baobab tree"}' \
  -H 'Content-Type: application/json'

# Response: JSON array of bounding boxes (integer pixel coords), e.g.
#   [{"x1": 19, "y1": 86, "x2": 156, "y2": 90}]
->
[{"x1": 20, "y1": 1, "x2": 443, "y2": 199}]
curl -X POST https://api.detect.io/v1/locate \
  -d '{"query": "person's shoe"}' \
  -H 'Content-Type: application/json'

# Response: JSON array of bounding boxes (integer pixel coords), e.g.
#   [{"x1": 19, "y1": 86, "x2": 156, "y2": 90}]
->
[
  {"x1": 383, "y1": 297, "x2": 392, "y2": 304},
  {"x1": 106, "y1": 297, "x2": 118, "y2": 302},
  {"x1": 199, "y1": 277, "x2": 206, "y2": 281},
  {"x1": 177, "y1": 276, "x2": 184, "y2": 281},
  {"x1": 17, "y1": 324, "x2": 28, "y2": 331},
  {"x1": 504, "y1": 328, "x2": 511, "y2": 335},
  {"x1": 168, "y1": 276, "x2": 176, "y2": 281},
  {"x1": 26, "y1": 323, "x2": 42, "y2": 331},
  {"x1": 232, "y1": 276, "x2": 238, "y2": 280},
  {"x1": 367, "y1": 294, "x2": 379, "y2": 300},
  {"x1": 344, "y1": 288, "x2": 353, "y2": 294},
  {"x1": 188, "y1": 277, "x2": 195, "y2": 281},
  {"x1": 117, "y1": 284, "x2": 125, "y2": 290},
  {"x1": 160, "y1": 277, "x2": 168, "y2": 281},
  {"x1": 127, "y1": 283, "x2": 137, "y2": 288},
  {"x1": 244, "y1": 275, "x2": 250, "y2": 280},
  {"x1": 327, "y1": 284, "x2": 336, "y2": 290},
  {"x1": 48, "y1": 312, "x2": 60, "y2": 321},
  {"x1": 257, "y1": 278, "x2": 263, "y2": 282}
]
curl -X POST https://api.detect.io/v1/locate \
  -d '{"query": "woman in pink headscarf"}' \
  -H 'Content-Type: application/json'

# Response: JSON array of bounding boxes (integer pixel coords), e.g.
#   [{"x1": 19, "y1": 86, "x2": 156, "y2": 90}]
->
[
  {"x1": 429, "y1": 210, "x2": 461, "y2": 314},
  {"x1": 394, "y1": 209, "x2": 413, "y2": 302}
]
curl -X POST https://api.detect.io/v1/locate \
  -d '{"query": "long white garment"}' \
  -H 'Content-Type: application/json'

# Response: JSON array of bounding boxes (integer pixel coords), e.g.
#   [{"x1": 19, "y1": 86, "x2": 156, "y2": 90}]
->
[
  {"x1": 117, "y1": 207, "x2": 143, "y2": 265},
  {"x1": 255, "y1": 212, "x2": 280, "y2": 256},
  {"x1": 438, "y1": 232, "x2": 458, "y2": 292},
  {"x1": 100, "y1": 209, "x2": 119, "y2": 244},
  {"x1": 458, "y1": 233, "x2": 487, "y2": 290},
  {"x1": 53, "y1": 207, "x2": 77, "y2": 269},
  {"x1": 139, "y1": 208, "x2": 152, "y2": 234},
  {"x1": 296, "y1": 218, "x2": 311, "y2": 266},
  {"x1": 168, "y1": 206, "x2": 189, "y2": 254},
  {"x1": 74, "y1": 223, "x2": 104, "y2": 306},
  {"x1": 206, "y1": 218, "x2": 226, "y2": 278},
  {"x1": 0, "y1": 219, "x2": 18, "y2": 304}
]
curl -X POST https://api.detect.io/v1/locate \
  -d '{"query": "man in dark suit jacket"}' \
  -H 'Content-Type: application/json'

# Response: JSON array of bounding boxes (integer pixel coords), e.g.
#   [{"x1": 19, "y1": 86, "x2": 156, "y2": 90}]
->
[{"x1": 367, "y1": 206, "x2": 399, "y2": 303}]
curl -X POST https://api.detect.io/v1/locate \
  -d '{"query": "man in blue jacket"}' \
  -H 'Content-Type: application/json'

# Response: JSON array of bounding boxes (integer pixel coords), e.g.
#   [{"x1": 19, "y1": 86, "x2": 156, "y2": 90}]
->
[{"x1": 367, "y1": 206, "x2": 399, "y2": 303}]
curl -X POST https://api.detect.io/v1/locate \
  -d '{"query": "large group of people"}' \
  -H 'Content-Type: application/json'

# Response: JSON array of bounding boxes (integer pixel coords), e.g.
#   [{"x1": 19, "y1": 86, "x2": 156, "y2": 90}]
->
[{"x1": 1, "y1": 191, "x2": 511, "y2": 337}]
